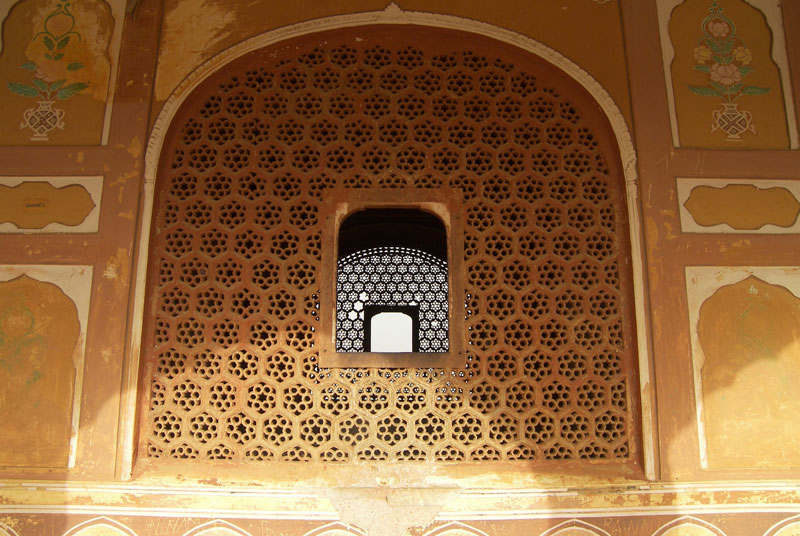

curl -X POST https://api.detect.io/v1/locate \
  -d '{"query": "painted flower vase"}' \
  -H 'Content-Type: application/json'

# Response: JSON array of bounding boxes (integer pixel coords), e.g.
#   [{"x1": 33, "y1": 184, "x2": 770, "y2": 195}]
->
[
  {"x1": 711, "y1": 102, "x2": 755, "y2": 141},
  {"x1": 21, "y1": 100, "x2": 65, "y2": 141}
]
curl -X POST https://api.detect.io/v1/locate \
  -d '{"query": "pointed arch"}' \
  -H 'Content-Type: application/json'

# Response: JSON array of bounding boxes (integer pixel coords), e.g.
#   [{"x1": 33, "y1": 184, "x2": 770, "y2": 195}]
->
[
  {"x1": 540, "y1": 519, "x2": 612, "y2": 536},
  {"x1": 181, "y1": 520, "x2": 253, "y2": 536},
  {"x1": 62, "y1": 517, "x2": 137, "y2": 536},
  {"x1": 652, "y1": 516, "x2": 728, "y2": 536},
  {"x1": 763, "y1": 514, "x2": 800, "y2": 536},
  {"x1": 302, "y1": 522, "x2": 368, "y2": 536},
  {"x1": 422, "y1": 521, "x2": 491, "y2": 536},
  {"x1": 0, "y1": 521, "x2": 20, "y2": 536}
]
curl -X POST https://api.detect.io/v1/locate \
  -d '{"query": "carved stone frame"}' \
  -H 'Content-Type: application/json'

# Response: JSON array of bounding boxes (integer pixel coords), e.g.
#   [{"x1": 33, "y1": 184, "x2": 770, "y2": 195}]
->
[{"x1": 319, "y1": 187, "x2": 465, "y2": 369}]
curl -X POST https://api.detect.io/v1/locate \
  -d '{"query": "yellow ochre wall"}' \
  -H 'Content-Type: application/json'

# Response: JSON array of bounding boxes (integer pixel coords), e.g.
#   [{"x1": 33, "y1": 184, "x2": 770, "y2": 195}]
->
[{"x1": 0, "y1": 0, "x2": 800, "y2": 535}]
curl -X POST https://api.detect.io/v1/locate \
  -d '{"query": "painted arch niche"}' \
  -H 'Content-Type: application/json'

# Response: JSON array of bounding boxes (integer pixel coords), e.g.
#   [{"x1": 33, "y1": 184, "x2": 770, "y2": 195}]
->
[
  {"x1": 667, "y1": 0, "x2": 791, "y2": 148},
  {"x1": 0, "y1": 0, "x2": 115, "y2": 144},
  {"x1": 140, "y1": 24, "x2": 641, "y2": 468}
]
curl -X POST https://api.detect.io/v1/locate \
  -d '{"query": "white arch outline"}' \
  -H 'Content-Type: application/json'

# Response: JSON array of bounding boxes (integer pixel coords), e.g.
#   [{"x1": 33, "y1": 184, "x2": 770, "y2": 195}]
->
[
  {"x1": 422, "y1": 521, "x2": 491, "y2": 536},
  {"x1": 302, "y1": 521, "x2": 368, "y2": 536},
  {"x1": 763, "y1": 514, "x2": 800, "y2": 536},
  {"x1": 62, "y1": 516, "x2": 137, "y2": 536},
  {"x1": 122, "y1": 2, "x2": 654, "y2": 480},
  {"x1": 0, "y1": 521, "x2": 20, "y2": 536},
  {"x1": 652, "y1": 516, "x2": 728, "y2": 536},
  {"x1": 181, "y1": 519, "x2": 253, "y2": 536},
  {"x1": 540, "y1": 519, "x2": 612, "y2": 536}
]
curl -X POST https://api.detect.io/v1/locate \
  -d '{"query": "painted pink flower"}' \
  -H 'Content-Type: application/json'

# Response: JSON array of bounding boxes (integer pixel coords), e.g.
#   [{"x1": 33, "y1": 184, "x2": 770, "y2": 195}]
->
[
  {"x1": 709, "y1": 63, "x2": 742, "y2": 86},
  {"x1": 706, "y1": 20, "x2": 730, "y2": 38}
]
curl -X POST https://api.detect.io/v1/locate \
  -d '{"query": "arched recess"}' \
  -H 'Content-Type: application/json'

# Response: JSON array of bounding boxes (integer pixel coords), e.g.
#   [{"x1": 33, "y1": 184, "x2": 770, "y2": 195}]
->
[
  {"x1": 302, "y1": 522, "x2": 368, "y2": 536},
  {"x1": 422, "y1": 521, "x2": 490, "y2": 536},
  {"x1": 651, "y1": 516, "x2": 727, "y2": 536},
  {"x1": 181, "y1": 520, "x2": 253, "y2": 536},
  {"x1": 540, "y1": 519, "x2": 612, "y2": 536},
  {"x1": 123, "y1": 5, "x2": 653, "y2": 480},
  {"x1": 62, "y1": 517, "x2": 137, "y2": 536}
]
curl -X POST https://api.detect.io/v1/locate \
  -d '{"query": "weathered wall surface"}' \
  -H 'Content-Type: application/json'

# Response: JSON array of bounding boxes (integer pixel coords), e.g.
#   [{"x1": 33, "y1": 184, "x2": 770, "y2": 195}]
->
[
  {"x1": 152, "y1": 0, "x2": 632, "y2": 125},
  {"x1": 0, "y1": 0, "x2": 799, "y2": 534}
]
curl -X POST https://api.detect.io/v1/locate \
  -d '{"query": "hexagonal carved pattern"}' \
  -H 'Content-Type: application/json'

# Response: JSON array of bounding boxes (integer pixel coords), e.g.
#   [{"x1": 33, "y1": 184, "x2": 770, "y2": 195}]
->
[{"x1": 141, "y1": 26, "x2": 638, "y2": 464}]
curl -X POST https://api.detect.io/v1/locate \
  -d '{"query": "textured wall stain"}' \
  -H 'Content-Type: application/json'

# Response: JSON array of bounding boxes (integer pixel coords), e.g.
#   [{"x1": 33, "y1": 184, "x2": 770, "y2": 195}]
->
[
  {"x1": 127, "y1": 134, "x2": 143, "y2": 159},
  {"x1": 685, "y1": 183, "x2": 800, "y2": 229},
  {"x1": 103, "y1": 248, "x2": 130, "y2": 285},
  {"x1": 109, "y1": 169, "x2": 138, "y2": 203},
  {"x1": 155, "y1": 0, "x2": 237, "y2": 101},
  {"x1": 698, "y1": 276, "x2": 800, "y2": 468}
]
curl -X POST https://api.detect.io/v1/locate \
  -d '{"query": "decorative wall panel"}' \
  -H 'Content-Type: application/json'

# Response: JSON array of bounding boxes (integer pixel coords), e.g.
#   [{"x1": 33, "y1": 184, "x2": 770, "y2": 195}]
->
[
  {"x1": 0, "y1": 264, "x2": 92, "y2": 468},
  {"x1": 686, "y1": 266, "x2": 800, "y2": 469},
  {"x1": 0, "y1": 0, "x2": 126, "y2": 145},
  {"x1": 659, "y1": 0, "x2": 797, "y2": 148},
  {"x1": 140, "y1": 27, "x2": 639, "y2": 467},
  {"x1": 0, "y1": 176, "x2": 102, "y2": 233},
  {"x1": 677, "y1": 178, "x2": 800, "y2": 233}
]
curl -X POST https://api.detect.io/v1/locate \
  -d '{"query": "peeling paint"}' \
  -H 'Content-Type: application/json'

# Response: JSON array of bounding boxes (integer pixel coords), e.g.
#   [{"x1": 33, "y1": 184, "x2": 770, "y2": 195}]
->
[
  {"x1": 103, "y1": 247, "x2": 130, "y2": 285},
  {"x1": 155, "y1": 0, "x2": 238, "y2": 101}
]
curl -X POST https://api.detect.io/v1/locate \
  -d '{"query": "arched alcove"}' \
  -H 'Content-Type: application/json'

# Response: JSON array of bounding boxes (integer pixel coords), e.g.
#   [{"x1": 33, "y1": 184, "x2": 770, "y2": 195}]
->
[{"x1": 127, "y1": 9, "x2": 650, "y2": 480}]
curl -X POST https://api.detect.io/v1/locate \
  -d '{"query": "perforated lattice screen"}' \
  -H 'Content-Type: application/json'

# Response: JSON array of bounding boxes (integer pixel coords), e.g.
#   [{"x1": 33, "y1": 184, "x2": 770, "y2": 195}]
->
[
  {"x1": 142, "y1": 27, "x2": 639, "y2": 464},
  {"x1": 337, "y1": 246, "x2": 448, "y2": 353}
]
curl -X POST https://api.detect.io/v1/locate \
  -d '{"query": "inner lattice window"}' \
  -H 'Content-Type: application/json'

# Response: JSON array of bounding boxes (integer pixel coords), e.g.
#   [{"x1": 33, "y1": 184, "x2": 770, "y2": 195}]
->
[
  {"x1": 337, "y1": 245, "x2": 448, "y2": 353},
  {"x1": 320, "y1": 189, "x2": 465, "y2": 369}
]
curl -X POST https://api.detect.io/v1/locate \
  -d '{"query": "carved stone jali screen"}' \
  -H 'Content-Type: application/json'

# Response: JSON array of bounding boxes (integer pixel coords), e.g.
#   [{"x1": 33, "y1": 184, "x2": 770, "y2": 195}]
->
[{"x1": 140, "y1": 26, "x2": 640, "y2": 467}]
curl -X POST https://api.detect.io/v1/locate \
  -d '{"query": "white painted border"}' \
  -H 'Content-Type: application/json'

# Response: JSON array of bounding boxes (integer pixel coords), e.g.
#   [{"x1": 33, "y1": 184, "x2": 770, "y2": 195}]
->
[
  {"x1": 0, "y1": 264, "x2": 93, "y2": 469},
  {"x1": 677, "y1": 177, "x2": 800, "y2": 234},
  {"x1": 684, "y1": 266, "x2": 800, "y2": 469},
  {"x1": 100, "y1": 0, "x2": 125, "y2": 146},
  {"x1": 4, "y1": 500, "x2": 800, "y2": 520},
  {"x1": 656, "y1": 0, "x2": 799, "y2": 149},
  {"x1": 0, "y1": 176, "x2": 103, "y2": 234},
  {"x1": 124, "y1": 3, "x2": 655, "y2": 481}
]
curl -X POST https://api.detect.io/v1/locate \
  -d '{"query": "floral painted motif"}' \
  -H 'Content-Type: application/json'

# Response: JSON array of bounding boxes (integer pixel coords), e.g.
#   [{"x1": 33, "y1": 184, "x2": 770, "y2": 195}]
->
[
  {"x1": 689, "y1": 0, "x2": 769, "y2": 140},
  {"x1": 5, "y1": 2, "x2": 87, "y2": 141}
]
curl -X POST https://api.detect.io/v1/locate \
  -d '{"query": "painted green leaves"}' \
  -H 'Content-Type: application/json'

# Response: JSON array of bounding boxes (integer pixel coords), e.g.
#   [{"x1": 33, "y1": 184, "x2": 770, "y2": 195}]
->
[
  {"x1": 6, "y1": 65, "x2": 87, "y2": 100},
  {"x1": 688, "y1": 0, "x2": 769, "y2": 102},
  {"x1": 5, "y1": 1, "x2": 87, "y2": 102}
]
